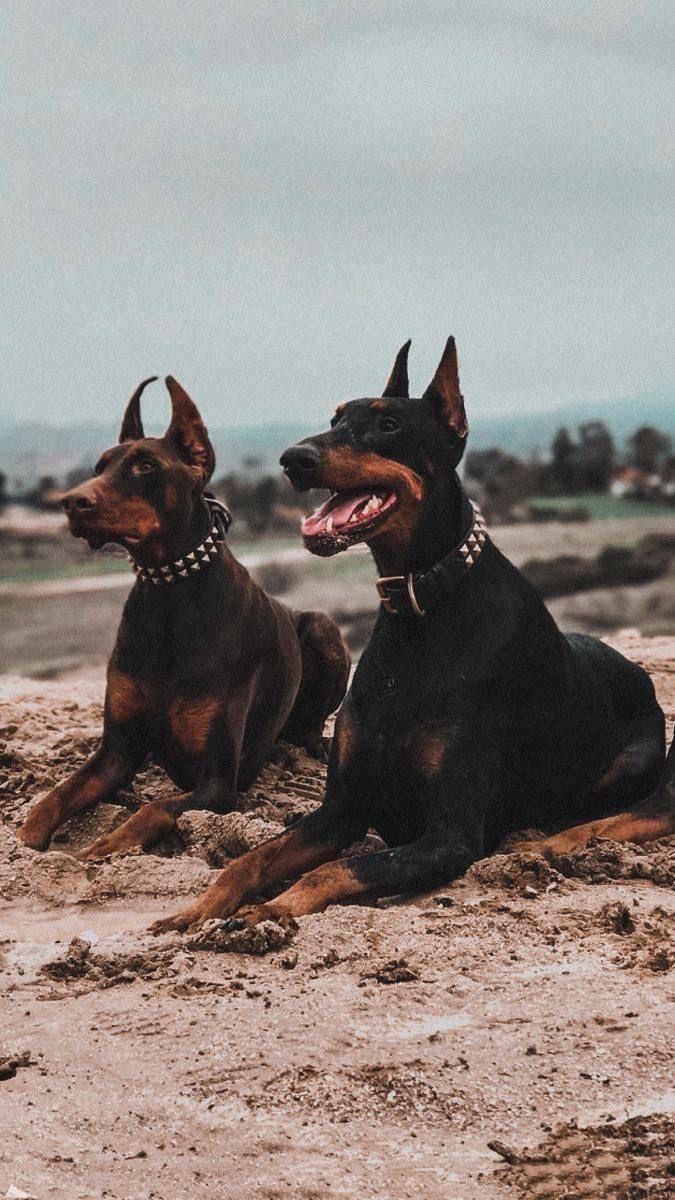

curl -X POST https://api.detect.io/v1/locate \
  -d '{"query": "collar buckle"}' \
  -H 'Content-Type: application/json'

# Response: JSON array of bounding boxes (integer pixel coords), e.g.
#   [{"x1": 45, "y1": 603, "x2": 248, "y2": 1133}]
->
[
  {"x1": 375, "y1": 574, "x2": 426, "y2": 617},
  {"x1": 375, "y1": 575, "x2": 405, "y2": 613}
]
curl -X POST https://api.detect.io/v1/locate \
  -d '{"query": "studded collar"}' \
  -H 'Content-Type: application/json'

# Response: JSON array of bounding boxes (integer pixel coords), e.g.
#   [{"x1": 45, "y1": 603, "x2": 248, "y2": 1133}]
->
[
  {"x1": 375, "y1": 502, "x2": 488, "y2": 617},
  {"x1": 129, "y1": 496, "x2": 232, "y2": 586}
]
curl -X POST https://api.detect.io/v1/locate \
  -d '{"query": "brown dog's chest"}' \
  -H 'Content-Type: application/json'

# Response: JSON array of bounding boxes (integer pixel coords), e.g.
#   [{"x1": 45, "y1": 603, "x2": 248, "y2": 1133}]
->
[{"x1": 107, "y1": 667, "x2": 223, "y2": 761}]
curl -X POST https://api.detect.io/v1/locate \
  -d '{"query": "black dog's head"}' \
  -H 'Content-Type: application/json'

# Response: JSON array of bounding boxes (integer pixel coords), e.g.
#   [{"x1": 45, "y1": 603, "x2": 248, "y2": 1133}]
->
[
  {"x1": 61, "y1": 377, "x2": 216, "y2": 556},
  {"x1": 280, "y1": 337, "x2": 468, "y2": 565}
]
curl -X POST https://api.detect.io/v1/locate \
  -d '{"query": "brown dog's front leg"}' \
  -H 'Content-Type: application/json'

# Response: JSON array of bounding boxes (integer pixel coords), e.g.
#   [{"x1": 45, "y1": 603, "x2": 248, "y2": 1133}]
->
[
  {"x1": 19, "y1": 743, "x2": 141, "y2": 851},
  {"x1": 76, "y1": 772, "x2": 237, "y2": 862}
]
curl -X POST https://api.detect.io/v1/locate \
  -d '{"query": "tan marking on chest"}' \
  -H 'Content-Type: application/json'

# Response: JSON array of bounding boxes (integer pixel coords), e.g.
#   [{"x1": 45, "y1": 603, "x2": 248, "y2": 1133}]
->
[
  {"x1": 107, "y1": 670, "x2": 151, "y2": 723},
  {"x1": 407, "y1": 725, "x2": 449, "y2": 778},
  {"x1": 169, "y1": 697, "x2": 222, "y2": 755}
]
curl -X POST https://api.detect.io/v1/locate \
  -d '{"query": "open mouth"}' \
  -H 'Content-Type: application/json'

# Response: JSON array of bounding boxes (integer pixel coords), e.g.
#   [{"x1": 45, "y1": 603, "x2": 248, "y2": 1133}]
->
[
  {"x1": 301, "y1": 489, "x2": 397, "y2": 556},
  {"x1": 67, "y1": 519, "x2": 124, "y2": 551}
]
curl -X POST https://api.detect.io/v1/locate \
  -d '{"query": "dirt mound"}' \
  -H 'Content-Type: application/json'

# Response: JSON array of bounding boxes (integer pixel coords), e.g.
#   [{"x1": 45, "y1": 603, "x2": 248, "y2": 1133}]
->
[
  {"x1": 187, "y1": 917, "x2": 297, "y2": 956},
  {"x1": 550, "y1": 837, "x2": 675, "y2": 887},
  {"x1": 495, "y1": 1111, "x2": 675, "y2": 1198},
  {"x1": 249, "y1": 1061, "x2": 472, "y2": 1126},
  {"x1": 469, "y1": 851, "x2": 566, "y2": 896}
]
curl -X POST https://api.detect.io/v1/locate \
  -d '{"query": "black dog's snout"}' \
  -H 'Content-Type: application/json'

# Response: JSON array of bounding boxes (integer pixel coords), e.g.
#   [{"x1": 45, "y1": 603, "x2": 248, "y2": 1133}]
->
[
  {"x1": 280, "y1": 443, "x2": 321, "y2": 474},
  {"x1": 62, "y1": 491, "x2": 96, "y2": 514},
  {"x1": 280, "y1": 443, "x2": 322, "y2": 491}
]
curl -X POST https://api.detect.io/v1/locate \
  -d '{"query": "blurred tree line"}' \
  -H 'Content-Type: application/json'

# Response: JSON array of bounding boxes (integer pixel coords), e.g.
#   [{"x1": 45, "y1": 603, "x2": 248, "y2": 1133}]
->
[
  {"x1": 465, "y1": 422, "x2": 673, "y2": 520},
  {"x1": 7, "y1": 421, "x2": 673, "y2": 532}
]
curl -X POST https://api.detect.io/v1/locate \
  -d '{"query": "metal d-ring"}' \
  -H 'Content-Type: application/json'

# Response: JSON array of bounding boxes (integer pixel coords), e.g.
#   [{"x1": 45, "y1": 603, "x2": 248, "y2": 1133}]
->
[{"x1": 406, "y1": 573, "x2": 425, "y2": 617}]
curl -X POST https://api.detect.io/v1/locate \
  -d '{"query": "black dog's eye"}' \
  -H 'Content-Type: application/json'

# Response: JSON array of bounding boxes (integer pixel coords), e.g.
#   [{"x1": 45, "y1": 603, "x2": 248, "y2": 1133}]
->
[
  {"x1": 377, "y1": 415, "x2": 401, "y2": 434},
  {"x1": 131, "y1": 458, "x2": 156, "y2": 476}
]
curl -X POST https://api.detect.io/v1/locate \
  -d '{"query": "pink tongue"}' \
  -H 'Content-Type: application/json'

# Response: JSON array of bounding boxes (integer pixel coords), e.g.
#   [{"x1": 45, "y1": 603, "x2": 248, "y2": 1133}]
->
[{"x1": 302, "y1": 491, "x2": 371, "y2": 537}]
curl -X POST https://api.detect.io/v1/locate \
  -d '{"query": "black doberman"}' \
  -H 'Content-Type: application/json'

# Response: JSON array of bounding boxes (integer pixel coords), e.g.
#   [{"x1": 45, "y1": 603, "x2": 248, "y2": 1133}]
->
[
  {"x1": 152, "y1": 339, "x2": 674, "y2": 934},
  {"x1": 19, "y1": 376, "x2": 349, "y2": 860}
]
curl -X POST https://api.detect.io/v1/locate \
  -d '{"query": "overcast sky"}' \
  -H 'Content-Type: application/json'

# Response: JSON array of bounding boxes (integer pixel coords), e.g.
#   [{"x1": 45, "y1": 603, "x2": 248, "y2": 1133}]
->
[{"x1": 1, "y1": 1, "x2": 673, "y2": 431}]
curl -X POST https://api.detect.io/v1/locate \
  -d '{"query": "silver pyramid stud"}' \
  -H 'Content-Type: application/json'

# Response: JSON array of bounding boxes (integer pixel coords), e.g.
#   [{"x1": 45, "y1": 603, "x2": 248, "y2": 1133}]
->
[
  {"x1": 200, "y1": 554, "x2": 210, "y2": 564},
  {"x1": 161, "y1": 565, "x2": 172, "y2": 575},
  {"x1": 190, "y1": 562, "x2": 200, "y2": 572},
  {"x1": 186, "y1": 551, "x2": 196, "y2": 562},
  {"x1": 178, "y1": 568, "x2": 189, "y2": 577},
  {"x1": 465, "y1": 552, "x2": 474, "y2": 566}
]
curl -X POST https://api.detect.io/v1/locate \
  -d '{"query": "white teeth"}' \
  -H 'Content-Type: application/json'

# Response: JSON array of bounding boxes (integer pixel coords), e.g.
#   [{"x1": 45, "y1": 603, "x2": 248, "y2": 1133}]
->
[
  {"x1": 326, "y1": 515, "x2": 334, "y2": 532},
  {"x1": 362, "y1": 494, "x2": 381, "y2": 515}
]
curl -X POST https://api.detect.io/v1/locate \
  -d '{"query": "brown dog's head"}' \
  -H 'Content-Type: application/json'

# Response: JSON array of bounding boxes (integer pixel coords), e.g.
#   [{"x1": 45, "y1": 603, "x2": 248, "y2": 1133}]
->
[
  {"x1": 61, "y1": 376, "x2": 216, "y2": 556},
  {"x1": 280, "y1": 337, "x2": 468, "y2": 564}
]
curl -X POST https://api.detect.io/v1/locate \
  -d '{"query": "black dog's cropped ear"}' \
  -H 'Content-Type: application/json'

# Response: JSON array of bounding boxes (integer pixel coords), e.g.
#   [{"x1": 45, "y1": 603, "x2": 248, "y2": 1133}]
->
[
  {"x1": 382, "y1": 339, "x2": 411, "y2": 398},
  {"x1": 119, "y1": 376, "x2": 158, "y2": 442},
  {"x1": 164, "y1": 376, "x2": 216, "y2": 484},
  {"x1": 422, "y1": 337, "x2": 468, "y2": 439}
]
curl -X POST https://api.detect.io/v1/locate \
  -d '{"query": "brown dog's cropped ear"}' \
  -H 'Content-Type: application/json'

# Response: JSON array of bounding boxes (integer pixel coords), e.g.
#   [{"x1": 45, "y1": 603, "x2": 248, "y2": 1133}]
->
[
  {"x1": 119, "y1": 376, "x2": 158, "y2": 442},
  {"x1": 422, "y1": 337, "x2": 468, "y2": 438},
  {"x1": 382, "y1": 339, "x2": 411, "y2": 398},
  {"x1": 164, "y1": 376, "x2": 216, "y2": 484}
]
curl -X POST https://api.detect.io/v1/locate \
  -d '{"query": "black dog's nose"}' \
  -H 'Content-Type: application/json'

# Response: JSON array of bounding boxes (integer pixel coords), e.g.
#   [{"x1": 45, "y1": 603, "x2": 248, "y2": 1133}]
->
[
  {"x1": 62, "y1": 491, "x2": 96, "y2": 513},
  {"x1": 279, "y1": 443, "x2": 321, "y2": 474}
]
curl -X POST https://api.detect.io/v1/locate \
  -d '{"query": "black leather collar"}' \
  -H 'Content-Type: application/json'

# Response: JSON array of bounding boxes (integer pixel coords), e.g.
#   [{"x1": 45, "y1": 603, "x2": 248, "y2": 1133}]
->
[
  {"x1": 129, "y1": 495, "x2": 232, "y2": 586},
  {"x1": 375, "y1": 503, "x2": 488, "y2": 617}
]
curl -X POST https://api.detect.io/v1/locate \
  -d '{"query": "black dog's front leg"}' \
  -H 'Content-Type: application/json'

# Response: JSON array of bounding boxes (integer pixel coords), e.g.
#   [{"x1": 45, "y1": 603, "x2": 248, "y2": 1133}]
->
[
  {"x1": 233, "y1": 826, "x2": 482, "y2": 927},
  {"x1": 233, "y1": 756, "x2": 495, "y2": 927}
]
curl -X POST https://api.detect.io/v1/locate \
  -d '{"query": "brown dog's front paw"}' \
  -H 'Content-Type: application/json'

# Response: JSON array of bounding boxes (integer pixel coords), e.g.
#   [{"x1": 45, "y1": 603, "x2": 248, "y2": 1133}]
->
[
  {"x1": 75, "y1": 834, "x2": 124, "y2": 862},
  {"x1": 17, "y1": 817, "x2": 52, "y2": 852},
  {"x1": 77, "y1": 804, "x2": 177, "y2": 861}
]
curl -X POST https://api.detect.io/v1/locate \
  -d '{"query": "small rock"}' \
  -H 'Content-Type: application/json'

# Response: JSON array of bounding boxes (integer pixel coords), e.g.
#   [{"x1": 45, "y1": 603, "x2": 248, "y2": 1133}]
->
[{"x1": 487, "y1": 1139, "x2": 522, "y2": 1165}]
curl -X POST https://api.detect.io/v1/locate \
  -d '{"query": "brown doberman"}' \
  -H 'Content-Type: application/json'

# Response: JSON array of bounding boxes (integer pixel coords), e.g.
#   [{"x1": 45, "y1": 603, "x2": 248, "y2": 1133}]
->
[
  {"x1": 19, "y1": 376, "x2": 350, "y2": 860},
  {"x1": 151, "y1": 338, "x2": 673, "y2": 936}
]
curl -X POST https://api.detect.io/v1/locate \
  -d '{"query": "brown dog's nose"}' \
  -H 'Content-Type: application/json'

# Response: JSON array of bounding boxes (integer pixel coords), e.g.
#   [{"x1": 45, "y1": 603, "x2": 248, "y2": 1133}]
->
[{"x1": 62, "y1": 490, "x2": 96, "y2": 514}]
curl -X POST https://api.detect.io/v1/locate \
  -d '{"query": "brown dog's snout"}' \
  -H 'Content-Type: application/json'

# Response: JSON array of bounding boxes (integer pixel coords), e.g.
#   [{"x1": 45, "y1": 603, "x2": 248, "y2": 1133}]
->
[{"x1": 61, "y1": 486, "x2": 98, "y2": 515}]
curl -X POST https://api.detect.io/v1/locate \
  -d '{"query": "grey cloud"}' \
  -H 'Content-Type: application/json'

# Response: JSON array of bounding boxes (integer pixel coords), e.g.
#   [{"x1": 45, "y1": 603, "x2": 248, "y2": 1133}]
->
[{"x1": 1, "y1": 0, "x2": 673, "y2": 428}]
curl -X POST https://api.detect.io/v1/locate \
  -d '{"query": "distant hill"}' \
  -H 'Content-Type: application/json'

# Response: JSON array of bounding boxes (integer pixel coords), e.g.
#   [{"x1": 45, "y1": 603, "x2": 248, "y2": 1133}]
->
[
  {"x1": 1, "y1": 390, "x2": 672, "y2": 488},
  {"x1": 469, "y1": 390, "x2": 675, "y2": 459}
]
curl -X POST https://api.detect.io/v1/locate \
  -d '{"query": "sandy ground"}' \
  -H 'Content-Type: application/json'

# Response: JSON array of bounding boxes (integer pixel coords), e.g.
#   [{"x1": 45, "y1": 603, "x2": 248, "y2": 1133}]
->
[{"x1": 0, "y1": 632, "x2": 674, "y2": 1199}]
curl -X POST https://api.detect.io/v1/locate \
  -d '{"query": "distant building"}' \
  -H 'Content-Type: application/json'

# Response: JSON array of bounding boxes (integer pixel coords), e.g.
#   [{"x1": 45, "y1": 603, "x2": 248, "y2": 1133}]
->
[{"x1": 610, "y1": 467, "x2": 666, "y2": 500}]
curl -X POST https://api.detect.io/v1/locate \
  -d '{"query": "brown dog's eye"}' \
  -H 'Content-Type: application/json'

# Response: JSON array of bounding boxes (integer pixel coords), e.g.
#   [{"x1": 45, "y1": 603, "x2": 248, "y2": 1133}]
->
[
  {"x1": 377, "y1": 415, "x2": 401, "y2": 434},
  {"x1": 131, "y1": 458, "x2": 156, "y2": 476}
]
